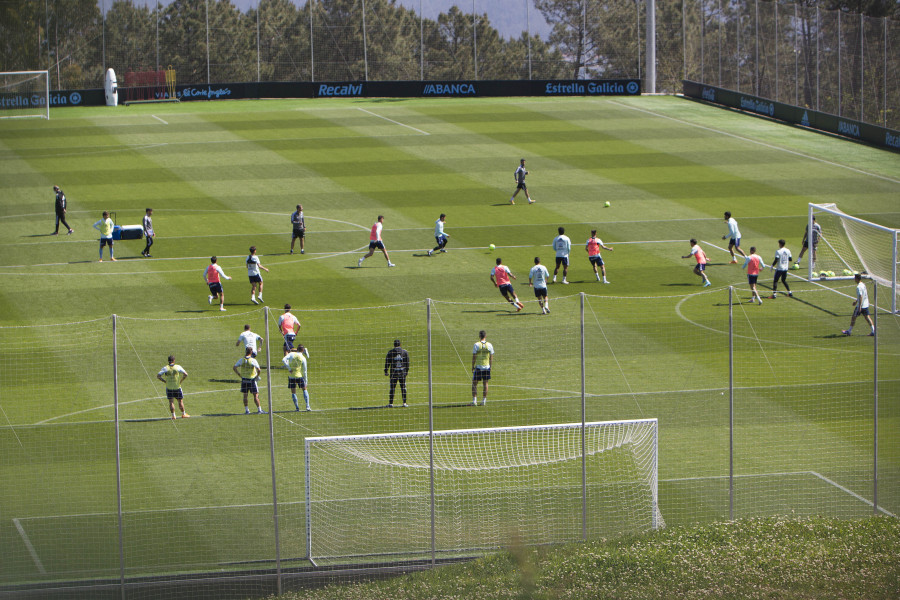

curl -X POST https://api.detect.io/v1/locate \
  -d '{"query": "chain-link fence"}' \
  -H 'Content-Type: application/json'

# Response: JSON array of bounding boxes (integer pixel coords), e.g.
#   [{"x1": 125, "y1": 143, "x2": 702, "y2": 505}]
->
[{"x1": 1, "y1": 289, "x2": 896, "y2": 598}]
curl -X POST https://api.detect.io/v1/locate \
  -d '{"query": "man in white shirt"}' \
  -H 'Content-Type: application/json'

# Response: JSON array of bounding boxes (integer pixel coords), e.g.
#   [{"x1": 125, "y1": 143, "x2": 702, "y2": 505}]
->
[
  {"x1": 428, "y1": 213, "x2": 449, "y2": 256},
  {"x1": 236, "y1": 324, "x2": 263, "y2": 358},
  {"x1": 770, "y1": 239, "x2": 793, "y2": 298},
  {"x1": 246, "y1": 246, "x2": 269, "y2": 304},
  {"x1": 722, "y1": 211, "x2": 747, "y2": 263},
  {"x1": 528, "y1": 257, "x2": 551, "y2": 314},
  {"x1": 842, "y1": 273, "x2": 875, "y2": 336},
  {"x1": 552, "y1": 226, "x2": 571, "y2": 284},
  {"x1": 141, "y1": 208, "x2": 154, "y2": 257}
]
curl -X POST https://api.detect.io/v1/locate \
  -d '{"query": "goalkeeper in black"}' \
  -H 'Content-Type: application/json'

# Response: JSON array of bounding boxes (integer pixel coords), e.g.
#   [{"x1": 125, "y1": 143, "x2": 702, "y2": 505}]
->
[{"x1": 384, "y1": 339, "x2": 410, "y2": 407}]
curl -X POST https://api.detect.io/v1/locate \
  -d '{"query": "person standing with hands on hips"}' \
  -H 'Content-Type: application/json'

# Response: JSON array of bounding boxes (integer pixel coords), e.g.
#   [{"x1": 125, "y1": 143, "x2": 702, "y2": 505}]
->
[
  {"x1": 384, "y1": 339, "x2": 410, "y2": 407},
  {"x1": 93, "y1": 211, "x2": 116, "y2": 262}
]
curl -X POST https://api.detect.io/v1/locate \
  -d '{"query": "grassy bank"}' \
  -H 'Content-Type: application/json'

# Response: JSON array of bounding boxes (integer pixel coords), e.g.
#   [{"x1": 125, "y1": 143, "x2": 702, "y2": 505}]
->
[{"x1": 276, "y1": 517, "x2": 900, "y2": 600}]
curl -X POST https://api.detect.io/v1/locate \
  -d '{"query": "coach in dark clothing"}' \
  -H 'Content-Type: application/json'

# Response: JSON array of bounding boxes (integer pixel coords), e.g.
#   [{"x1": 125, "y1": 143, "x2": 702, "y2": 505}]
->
[
  {"x1": 53, "y1": 185, "x2": 73, "y2": 235},
  {"x1": 384, "y1": 339, "x2": 410, "y2": 407}
]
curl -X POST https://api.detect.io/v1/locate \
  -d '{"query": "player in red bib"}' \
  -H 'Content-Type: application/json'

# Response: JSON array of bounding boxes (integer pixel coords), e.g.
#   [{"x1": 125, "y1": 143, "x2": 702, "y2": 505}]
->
[
  {"x1": 490, "y1": 257, "x2": 525, "y2": 312},
  {"x1": 682, "y1": 239, "x2": 711, "y2": 287}
]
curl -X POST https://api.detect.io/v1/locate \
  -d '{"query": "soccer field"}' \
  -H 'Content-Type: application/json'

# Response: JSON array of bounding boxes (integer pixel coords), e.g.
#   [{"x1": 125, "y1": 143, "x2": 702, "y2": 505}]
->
[{"x1": 0, "y1": 96, "x2": 898, "y2": 591}]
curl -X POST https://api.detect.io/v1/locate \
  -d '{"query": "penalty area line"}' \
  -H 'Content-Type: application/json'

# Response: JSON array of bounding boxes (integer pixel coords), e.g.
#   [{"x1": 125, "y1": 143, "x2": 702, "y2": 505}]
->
[
  {"x1": 13, "y1": 518, "x2": 47, "y2": 574},
  {"x1": 151, "y1": 114, "x2": 168, "y2": 125}
]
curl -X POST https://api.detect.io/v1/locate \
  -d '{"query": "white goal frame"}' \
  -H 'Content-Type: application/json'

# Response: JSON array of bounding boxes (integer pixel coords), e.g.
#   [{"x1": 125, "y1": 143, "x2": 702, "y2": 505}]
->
[
  {"x1": 0, "y1": 71, "x2": 50, "y2": 120},
  {"x1": 304, "y1": 419, "x2": 661, "y2": 565},
  {"x1": 809, "y1": 203, "x2": 899, "y2": 313}
]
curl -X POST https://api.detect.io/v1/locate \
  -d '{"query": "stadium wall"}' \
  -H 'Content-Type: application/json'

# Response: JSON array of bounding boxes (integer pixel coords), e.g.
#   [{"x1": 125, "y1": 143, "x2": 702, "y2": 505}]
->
[{"x1": 683, "y1": 80, "x2": 900, "y2": 153}]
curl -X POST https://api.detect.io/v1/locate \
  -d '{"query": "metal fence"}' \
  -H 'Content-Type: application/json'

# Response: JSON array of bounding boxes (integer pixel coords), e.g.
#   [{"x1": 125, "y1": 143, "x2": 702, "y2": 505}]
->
[{"x1": 1, "y1": 289, "x2": 896, "y2": 598}]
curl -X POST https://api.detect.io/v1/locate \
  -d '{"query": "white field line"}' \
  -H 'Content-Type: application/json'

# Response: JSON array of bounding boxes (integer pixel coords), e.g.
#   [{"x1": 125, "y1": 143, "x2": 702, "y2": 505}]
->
[
  {"x1": 355, "y1": 107, "x2": 430, "y2": 135},
  {"x1": 607, "y1": 99, "x2": 900, "y2": 186},
  {"x1": 809, "y1": 471, "x2": 897, "y2": 518},
  {"x1": 13, "y1": 518, "x2": 47, "y2": 574},
  {"x1": 14, "y1": 500, "x2": 305, "y2": 521},
  {"x1": 151, "y1": 114, "x2": 168, "y2": 125}
]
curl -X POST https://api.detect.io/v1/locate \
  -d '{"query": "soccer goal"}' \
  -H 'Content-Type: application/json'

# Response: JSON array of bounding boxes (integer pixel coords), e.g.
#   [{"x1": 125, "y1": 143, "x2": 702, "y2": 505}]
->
[
  {"x1": 808, "y1": 203, "x2": 899, "y2": 313},
  {"x1": 304, "y1": 419, "x2": 662, "y2": 565},
  {"x1": 0, "y1": 71, "x2": 50, "y2": 119}
]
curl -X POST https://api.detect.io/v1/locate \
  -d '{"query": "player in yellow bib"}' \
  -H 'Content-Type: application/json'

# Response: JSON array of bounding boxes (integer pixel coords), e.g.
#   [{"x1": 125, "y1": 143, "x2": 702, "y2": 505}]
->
[
  {"x1": 156, "y1": 356, "x2": 189, "y2": 419},
  {"x1": 282, "y1": 345, "x2": 310, "y2": 411},
  {"x1": 92, "y1": 210, "x2": 116, "y2": 262},
  {"x1": 233, "y1": 347, "x2": 265, "y2": 414},
  {"x1": 471, "y1": 330, "x2": 494, "y2": 406}
]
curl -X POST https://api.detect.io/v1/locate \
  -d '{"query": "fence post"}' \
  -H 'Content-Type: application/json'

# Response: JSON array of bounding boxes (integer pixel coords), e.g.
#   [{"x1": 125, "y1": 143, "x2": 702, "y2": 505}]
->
[
  {"x1": 264, "y1": 308, "x2": 282, "y2": 595},
  {"x1": 473, "y1": 0, "x2": 478, "y2": 80},
  {"x1": 646, "y1": 0, "x2": 656, "y2": 93},
  {"x1": 728, "y1": 287, "x2": 734, "y2": 521},
  {"x1": 205, "y1": 0, "x2": 210, "y2": 84},
  {"x1": 420, "y1": 0, "x2": 424, "y2": 80},
  {"x1": 362, "y1": 0, "x2": 369, "y2": 81},
  {"x1": 113, "y1": 315, "x2": 125, "y2": 600},
  {"x1": 310, "y1": 1, "x2": 315, "y2": 82},
  {"x1": 873, "y1": 284, "x2": 878, "y2": 515},
  {"x1": 580, "y1": 293, "x2": 587, "y2": 540},
  {"x1": 427, "y1": 299, "x2": 436, "y2": 566}
]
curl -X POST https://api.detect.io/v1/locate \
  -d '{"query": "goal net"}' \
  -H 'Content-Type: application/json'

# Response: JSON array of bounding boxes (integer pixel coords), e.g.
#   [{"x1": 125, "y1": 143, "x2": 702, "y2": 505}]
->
[
  {"x1": 0, "y1": 71, "x2": 50, "y2": 119},
  {"x1": 809, "y1": 203, "x2": 899, "y2": 312},
  {"x1": 305, "y1": 419, "x2": 662, "y2": 565}
]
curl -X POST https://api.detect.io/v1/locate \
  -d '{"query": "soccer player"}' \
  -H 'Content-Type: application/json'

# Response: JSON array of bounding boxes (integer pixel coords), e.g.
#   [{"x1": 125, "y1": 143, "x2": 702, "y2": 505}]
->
[
  {"x1": 796, "y1": 217, "x2": 821, "y2": 268},
  {"x1": 358, "y1": 215, "x2": 395, "y2": 267},
  {"x1": 491, "y1": 257, "x2": 525, "y2": 312},
  {"x1": 93, "y1": 210, "x2": 116, "y2": 262},
  {"x1": 290, "y1": 204, "x2": 306, "y2": 255},
  {"x1": 509, "y1": 158, "x2": 534, "y2": 204},
  {"x1": 52, "y1": 185, "x2": 73, "y2": 235},
  {"x1": 157, "y1": 355, "x2": 189, "y2": 420},
  {"x1": 770, "y1": 239, "x2": 793, "y2": 298},
  {"x1": 743, "y1": 246, "x2": 766, "y2": 305},
  {"x1": 842, "y1": 273, "x2": 875, "y2": 337},
  {"x1": 722, "y1": 211, "x2": 747, "y2": 263},
  {"x1": 236, "y1": 324, "x2": 263, "y2": 358},
  {"x1": 278, "y1": 303, "x2": 301, "y2": 355},
  {"x1": 528, "y1": 257, "x2": 551, "y2": 314},
  {"x1": 427, "y1": 213, "x2": 449, "y2": 256},
  {"x1": 682, "y1": 239, "x2": 711, "y2": 287},
  {"x1": 471, "y1": 330, "x2": 494, "y2": 406},
  {"x1": 141, "y1": 208, "x2": 154, "y2": 257},
  {"x1": 205, "y1": 256, "x2": 232, "y2": 311},
  {"x1": 246, "y1": 246, "x2": 269, "y2": 304},
  {"x1": 233, "y1": 347, "x2": 265, "y2": 414},
  {"x1": 552, "y1": 226, "x2": 571, "y2": 284},
  {"x1": 282, "y1": 344, "x2": 310, "y2": 411},
  {"x1": 384, "y1": 339, "x2": 410, "y2": 407},
  {"x1": 585, "y1": 229, "x2": 613, "y2": 283}
]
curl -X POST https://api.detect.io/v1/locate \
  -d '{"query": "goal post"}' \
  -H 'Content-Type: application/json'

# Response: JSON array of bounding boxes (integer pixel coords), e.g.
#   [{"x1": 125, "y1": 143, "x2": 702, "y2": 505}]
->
[
  {"x1": 808, "y1": 203, "x2": 899, "y2": 313},
  {"x1": 0, "y1": 71, "x2": 50, "y2": 119},
  {"x1": 304, "y1": 419, "x2": 662, "y2": 565}
]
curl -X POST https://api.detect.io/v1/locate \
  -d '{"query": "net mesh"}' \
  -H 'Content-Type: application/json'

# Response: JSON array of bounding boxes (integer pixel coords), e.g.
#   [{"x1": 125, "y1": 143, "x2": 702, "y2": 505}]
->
[{"x1": 0, "y1": 71, "x2": 49, "y2": 120}]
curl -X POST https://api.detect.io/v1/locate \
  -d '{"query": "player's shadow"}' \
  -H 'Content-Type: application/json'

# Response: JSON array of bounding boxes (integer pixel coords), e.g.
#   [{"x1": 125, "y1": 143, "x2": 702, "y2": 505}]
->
[
  {"x1": 24, "y1": 233, "x2": 57, "y2": 238},
  {"x1": 435, "y1": 402, "x2": 481, "y2": 409},
  {"x1": 175, "y1": 310, "x2": 206, "y2": 313},
  {"x1": 491, "y1": 202, "x2": 512, "y2": 206},
  {"x1": 664, "y1": 283, "x2": 699, "y2": 287},
  {"x1": 208, "y1": 378, "x2": 240, "y2": 384},
  {"x1": 349, "y1": 405, "x2": 393, "y2": 410},
  {"x1": 462, "y1": 309, "x2": 514, "y2": 314}
]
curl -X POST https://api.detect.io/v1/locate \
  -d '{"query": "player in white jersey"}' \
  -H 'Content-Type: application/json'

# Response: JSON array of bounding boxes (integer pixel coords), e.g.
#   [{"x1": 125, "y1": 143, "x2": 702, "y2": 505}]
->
[
  {"x1": 770, "y1": 239, "x2": 793, "y2": 298},
  {"x1": 722, "y1": 211, "x2": 746, "y2": 263},
  {"x1": 156, "y1": 356, "x2": 189, "y2": 419},
  {"x1": 236, "y1": 324, "x2": 264, "y2": 358},
  {"x1": 551, "y1": 226, "x2": 571, "y2": 284},
  {"x1": 246, "y1": 246, "x2": 269, "y2": 304},
  {"x1": 842, "y1": 273, "x2": 875, "y2": 336},
  {"x1": 528, "y1": 257, "x2": 551, "y2": 314},
  {"x1": 428, "y1": 213, "x2": 449, "y2": 256}
]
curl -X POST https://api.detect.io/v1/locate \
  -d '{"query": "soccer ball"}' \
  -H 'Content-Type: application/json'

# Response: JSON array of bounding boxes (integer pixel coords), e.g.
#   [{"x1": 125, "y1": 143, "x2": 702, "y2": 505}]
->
[
  {"x1": 842, "y1": 269, "x2": 853, "y2": 276},
  {"x1": 489, "y1": 244, "x2": 495, "y2": 251},
  {"x1": 604, "y1": 201, "x2": 611, "y2": 207},
  {"x1": 790, "y1": 263, "x2": 800, "y2": 270}
]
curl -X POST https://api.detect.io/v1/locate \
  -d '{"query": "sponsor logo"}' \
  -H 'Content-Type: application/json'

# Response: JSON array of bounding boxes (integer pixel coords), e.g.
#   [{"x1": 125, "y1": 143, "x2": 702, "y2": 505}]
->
[
  {"x1": 181, "y1": 86, "x2": 232, "y2": 100},
  {"x1": 423, "y1": 83, "x2": 476, "y2": 95},
  {"x1": 837, "y1": 120, "x2": 861, "y2": 138},
  {"x1": 801, "y1": 111, "x2": 810, "y2": 127},
  {"x1": 701, "y1": 87, "x2": 716, "y2": 102},
  {"x1": 543, "y1": 81, "x2": 634, "y2": 95},
  {"x1": 69, "y1": 92, "x2": 82, "y2": 105},
  {"x1": 318, "y1": 83, "x2": 363, "y2": 97},
  {"x1": 886, "y1": 131, "x2": 900, "y2": 149},
  {"x1": 739, "y1": 96, "x2": 775, "y2": 117}
]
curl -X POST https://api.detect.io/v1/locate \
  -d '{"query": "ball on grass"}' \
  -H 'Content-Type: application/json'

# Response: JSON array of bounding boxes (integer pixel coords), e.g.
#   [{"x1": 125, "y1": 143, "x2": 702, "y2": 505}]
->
[
  {"x1": 489, "y1": 244, "x2": 495, "y2": 251},
  {"x1": 604, "y1": 201, "x2": 611, "y2": 207}
]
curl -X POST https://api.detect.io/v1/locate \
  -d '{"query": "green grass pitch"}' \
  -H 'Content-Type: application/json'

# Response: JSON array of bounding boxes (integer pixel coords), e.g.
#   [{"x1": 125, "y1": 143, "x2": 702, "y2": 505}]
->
[{"x1": 0, "y1": 96, "x2": 898, "y2": 585}]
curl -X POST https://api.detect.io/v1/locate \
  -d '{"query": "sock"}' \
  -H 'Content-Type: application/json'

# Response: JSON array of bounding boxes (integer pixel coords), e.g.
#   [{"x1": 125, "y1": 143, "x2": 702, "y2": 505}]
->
[
  {"x1": 303, "y1": 389, "x2": 310, "y2": 409},
  {"x1": 291, "y1": 393, "x2": 299, "y2": 410},
  {"x1": 473, "y1": 397, "x2": 477, "y2": 404},
  {"x1": 847, "y1": 327, "x2": 853, "y2": 333}
]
